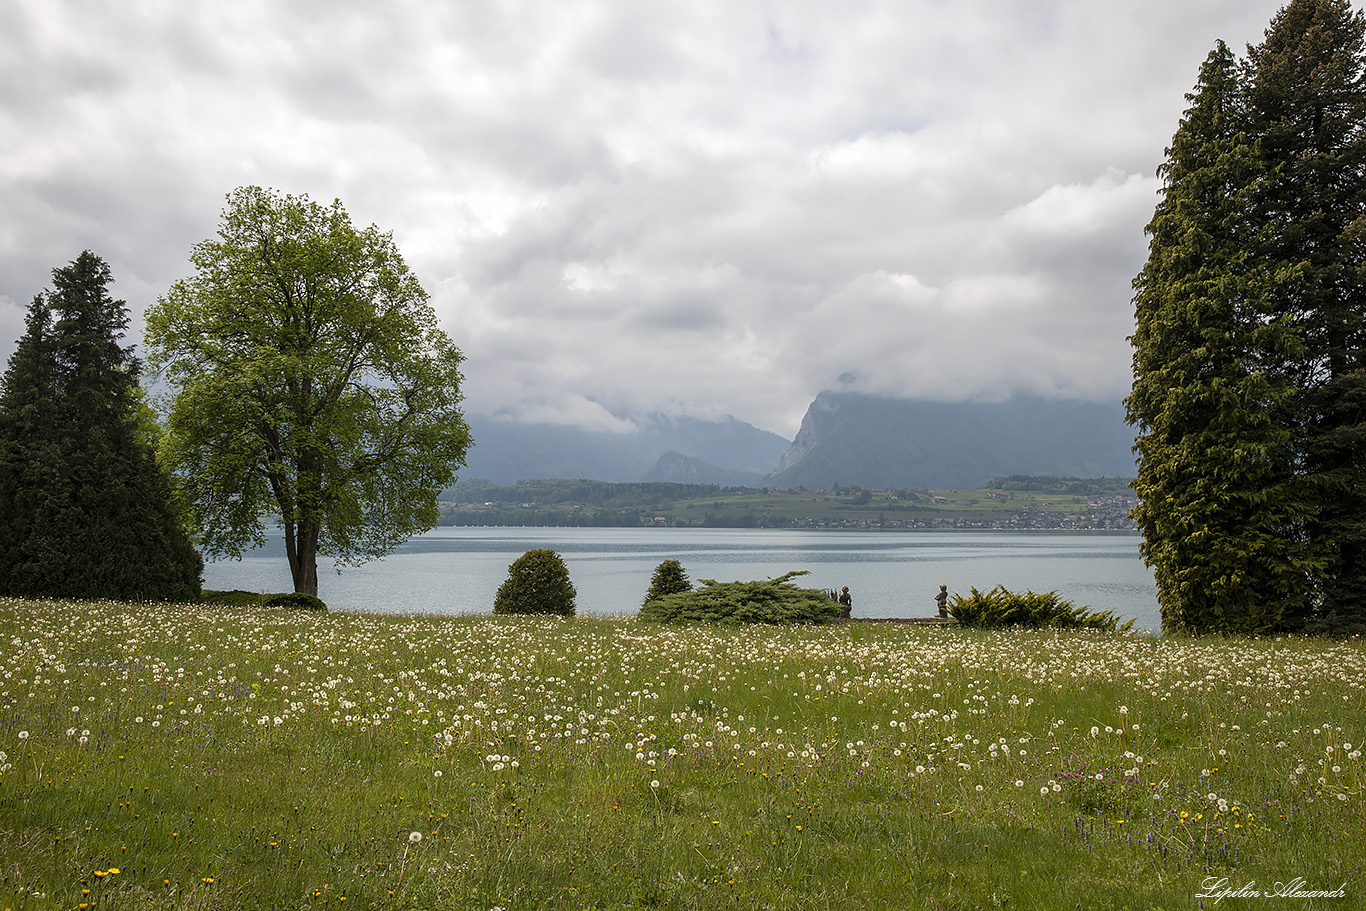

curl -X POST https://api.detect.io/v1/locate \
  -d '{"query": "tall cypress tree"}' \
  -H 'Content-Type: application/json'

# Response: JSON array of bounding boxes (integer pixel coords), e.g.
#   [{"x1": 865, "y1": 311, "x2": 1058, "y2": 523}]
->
[
  {"x1": 0, "y1": 252, "x2": 202, "y2": 601},
  {"x1": 1246, "y1": 0, "x2": 1366, "y2": 634},
  {"x1": 1128, "y1": 43, "x2": 1315, "y2": 634}
]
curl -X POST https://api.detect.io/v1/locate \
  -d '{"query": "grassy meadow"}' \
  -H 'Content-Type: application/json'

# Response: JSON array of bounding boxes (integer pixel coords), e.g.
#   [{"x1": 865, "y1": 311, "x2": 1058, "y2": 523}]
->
[{"x1": 0, "y1": 598, "x2": 1362, "y2": 910}]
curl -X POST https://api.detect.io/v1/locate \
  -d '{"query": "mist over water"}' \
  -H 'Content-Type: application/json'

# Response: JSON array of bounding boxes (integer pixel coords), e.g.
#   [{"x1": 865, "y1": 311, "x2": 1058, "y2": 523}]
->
[{"x1": 204, "y1": 527, "x2": 1161, "y2": 633}]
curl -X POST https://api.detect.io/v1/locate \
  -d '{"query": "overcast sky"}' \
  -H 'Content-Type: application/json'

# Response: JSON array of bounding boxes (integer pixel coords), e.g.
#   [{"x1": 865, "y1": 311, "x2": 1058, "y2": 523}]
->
[{"x1": 1, "y1": 0, "x2": 1292, "y2": 438}]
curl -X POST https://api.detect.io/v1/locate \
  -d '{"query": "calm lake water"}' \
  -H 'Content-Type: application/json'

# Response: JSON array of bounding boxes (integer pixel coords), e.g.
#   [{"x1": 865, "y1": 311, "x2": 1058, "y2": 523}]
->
[{"x1": 204, "y1": 527, "x2": 1162, "y2": 633}]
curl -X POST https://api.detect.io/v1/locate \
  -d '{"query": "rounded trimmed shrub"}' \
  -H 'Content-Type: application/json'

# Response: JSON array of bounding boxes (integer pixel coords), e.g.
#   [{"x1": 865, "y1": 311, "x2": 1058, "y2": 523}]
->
[
  {"x1": 642, "y1": 559, "x2": 692, "y2": 606},
  {"x1": 494, "y1": 549, "x2": 577, "y2": 616}
]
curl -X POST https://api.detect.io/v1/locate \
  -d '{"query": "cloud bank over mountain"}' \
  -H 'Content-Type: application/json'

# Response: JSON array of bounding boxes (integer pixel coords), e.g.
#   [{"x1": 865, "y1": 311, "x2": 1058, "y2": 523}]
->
[{"x1": 1, "y1": 0, "x2": 1286, "y2": 436}]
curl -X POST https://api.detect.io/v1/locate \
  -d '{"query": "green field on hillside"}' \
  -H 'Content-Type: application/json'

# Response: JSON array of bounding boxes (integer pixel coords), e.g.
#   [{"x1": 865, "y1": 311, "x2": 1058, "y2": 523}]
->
[{"x1": 441, "y1": 476, "x2": 1137, "y2": 530}]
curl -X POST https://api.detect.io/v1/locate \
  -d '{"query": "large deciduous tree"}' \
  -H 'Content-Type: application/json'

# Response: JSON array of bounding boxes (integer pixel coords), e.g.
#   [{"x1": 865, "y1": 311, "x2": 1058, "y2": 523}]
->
[
  {"x1": 146, "y1": 187, "x2": 472, "y2": 596},
  {"x1": 1129, "y1": 0, "x2": 1366, "y2": 635},
  {"x1": 0, "y1": 252, "x2": 203, "y2": 601}
]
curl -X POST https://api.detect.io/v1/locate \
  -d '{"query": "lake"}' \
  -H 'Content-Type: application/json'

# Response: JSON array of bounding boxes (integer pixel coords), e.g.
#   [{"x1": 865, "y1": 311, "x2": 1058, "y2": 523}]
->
[{"x1": 203, "y1": 527, "x2": 1163, "y2": 633}]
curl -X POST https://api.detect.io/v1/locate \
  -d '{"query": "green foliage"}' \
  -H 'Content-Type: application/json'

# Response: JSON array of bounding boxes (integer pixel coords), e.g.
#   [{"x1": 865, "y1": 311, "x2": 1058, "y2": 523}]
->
[
  {"x1": 948, "y1": 585, "x2": 1135, "y2": 632},
  {"x1": 0, "y1": 252, "x2": 202, "y2": 601},
  {"x1": 1127, "y1": 41, "x2": 1312, "y2": 635},
  {"x1": 146, "y1": 187, "x2": 471, "y2": 597},
  {"x1": 440, "y1": 477, "x2": 1137, "y2": 531},
  {"x1": 639, "y1": 570, "x2": 840, "y2": 625},
  {"x1": 201, "y1": 589, "x2": 327, "y2": 611},
  {"x1": 985, "y1": 476, "x2": 1133, "y2": 497},
  {"x1": 642, "y1": 559, "x2": 692, "y2": 605},
  {"x1": 201, "y1": 589, "x2": 266, "y2": 606},
  {"x1": 1128, "y1": 6, "x2": 1366, "y2": 635},
  {"x1": 266, "y1": 592, "x2": 328, "y2": 611},
  {"x1": 493, "y1": 549, "x2": 577, "y2": 616},
  {"x1": 1245, "y1": 0, "x2": 1366, "y2": 634}
]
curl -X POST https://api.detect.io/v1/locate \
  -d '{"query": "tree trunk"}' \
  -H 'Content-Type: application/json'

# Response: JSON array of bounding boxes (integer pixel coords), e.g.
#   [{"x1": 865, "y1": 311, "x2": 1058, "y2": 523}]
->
[
  {"x1": 292, "y1": 541, "x2": 319, "y2": 596},
  {"x1": 283, "y1": 518, "x2": 321, "y2": 596},
  {"x1": 289, "y1": 446, "x2": 324, "y2": 596}
]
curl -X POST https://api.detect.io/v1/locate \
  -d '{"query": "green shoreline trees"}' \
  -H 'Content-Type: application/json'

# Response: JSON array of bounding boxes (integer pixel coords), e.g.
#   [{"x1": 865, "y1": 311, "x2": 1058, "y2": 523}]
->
[
  {"x1": 1129, "y1": 0, "x2": 1366, "y2": 635},
  {"x1": 147, "y1": 187, "x2": 471, "y2": 597}
]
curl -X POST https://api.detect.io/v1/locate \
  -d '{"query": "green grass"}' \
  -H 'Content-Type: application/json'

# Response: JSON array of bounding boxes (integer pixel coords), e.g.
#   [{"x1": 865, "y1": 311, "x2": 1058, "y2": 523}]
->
[{"x1": 0, "y1": 598, "x2": 1362, "y2": 910}]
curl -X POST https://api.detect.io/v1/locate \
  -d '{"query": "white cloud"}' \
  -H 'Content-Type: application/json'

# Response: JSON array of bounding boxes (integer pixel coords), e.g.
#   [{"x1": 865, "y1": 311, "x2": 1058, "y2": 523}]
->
[
  {"x1": 0, "y1": 0, "x2": 1289, "y2": 437},
  {"x1": 1001, "y1": 170, "x2": 1157, "y2": 241}
]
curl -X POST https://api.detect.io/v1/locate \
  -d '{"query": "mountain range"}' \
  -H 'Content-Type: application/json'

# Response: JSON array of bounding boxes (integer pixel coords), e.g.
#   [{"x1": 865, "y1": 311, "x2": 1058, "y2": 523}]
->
[
  {"x1": 457, "y1": 413, "x2": 790, "y2": 486},
  {"x1": 458, "y1": 392, "x2": 1136, "y2": 489},
  {"x1": 766, "y1": 391, "x2": 1136, "y2": 489}
]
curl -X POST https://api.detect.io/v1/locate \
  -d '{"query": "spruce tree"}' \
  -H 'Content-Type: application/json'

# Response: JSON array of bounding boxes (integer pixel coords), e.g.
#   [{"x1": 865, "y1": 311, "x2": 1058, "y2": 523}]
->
[
  {"x1": 0, "y1": 252, "x2": 202, "y2": 601},
  {"x1": 1246, "y1": 0, "x2": 1366, "y2": 633},
  {"x1": 643, "y1": 559, "x2": 692, "y2": 606},
  {"x1": 1128, "y1": 42, "x2": 1315, "y2": 634}
]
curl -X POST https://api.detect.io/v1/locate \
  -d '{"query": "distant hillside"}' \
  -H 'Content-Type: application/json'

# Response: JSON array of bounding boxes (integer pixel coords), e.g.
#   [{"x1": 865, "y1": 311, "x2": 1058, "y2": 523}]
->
[
  {"x1": 458, "y1": 413, "x2": 791, "y2": 484},
  {"x1": 643, "y1": 451, "x2": 766, "y2": 486},
  {"x1": 767, "y1": 392, "x2": 1135, "y2": 490},
  {"x1": 438, "y1": 476, "x2": 1138, "y2": 530}
]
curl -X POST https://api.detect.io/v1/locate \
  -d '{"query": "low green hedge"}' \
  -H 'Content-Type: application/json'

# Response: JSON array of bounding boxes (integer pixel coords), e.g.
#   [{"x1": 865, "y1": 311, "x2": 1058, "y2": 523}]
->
[
  {"x1": 202, "y1": 590, "x2": 328, "y2": 611},
  {"x1": 639, "y1": 571, "x2": 840, "y2": 625},
  {"x1": 265, "y1": 592, "x2": 328, "y2": 611}
]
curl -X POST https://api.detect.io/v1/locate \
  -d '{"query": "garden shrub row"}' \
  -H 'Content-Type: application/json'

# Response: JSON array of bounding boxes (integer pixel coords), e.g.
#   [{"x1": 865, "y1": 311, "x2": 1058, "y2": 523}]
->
[
  {"x1": 948, "y1": 584, "x2": 1134, "y2": 632},
  {"x1": 206, "y1": 552, "x2": 1131, "y2": 632}
]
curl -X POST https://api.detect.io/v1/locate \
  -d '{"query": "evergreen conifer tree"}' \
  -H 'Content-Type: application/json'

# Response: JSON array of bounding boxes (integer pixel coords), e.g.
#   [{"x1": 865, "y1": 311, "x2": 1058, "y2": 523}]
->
[
  {"x1": 0, "y1": 252, "x2": 202, "y2": 601},
  {"x1": 1246, "y1": 0, "x2": 1366, "y2": 633},
  {"x1": 643, "y1": 559, "x2": 692, "y2": 606},
  {"x1": 0, "y1": 295, "x2": 62, "y2": 594},
  {"x1": 1128, "y1": 42, "x2": 1315, "y2": 634},
  {"x1": 1130, "y1": 1, "x2": 1366, "y2": 635}
]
